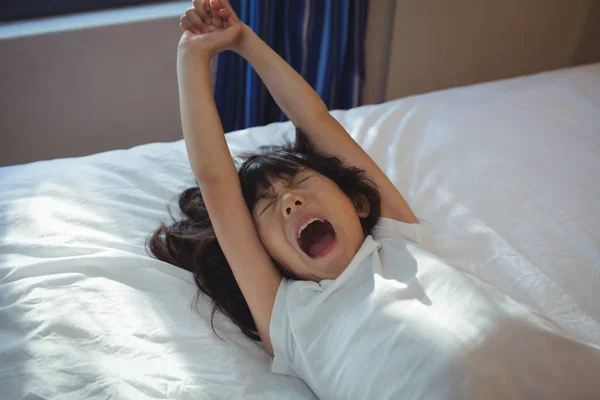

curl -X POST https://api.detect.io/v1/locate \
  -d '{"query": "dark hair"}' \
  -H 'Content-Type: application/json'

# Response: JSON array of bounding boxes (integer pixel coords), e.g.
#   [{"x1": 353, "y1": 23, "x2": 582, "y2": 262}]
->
[{"x1": 147, "y1": 130, "x2": 381, "y2": 341}]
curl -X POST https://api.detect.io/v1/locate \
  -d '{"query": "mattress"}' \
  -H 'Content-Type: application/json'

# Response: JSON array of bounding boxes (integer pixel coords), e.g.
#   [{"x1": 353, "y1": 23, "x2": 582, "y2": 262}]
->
[{"x1": 1, "y1": 63, "x2": 599, "y2": 399}]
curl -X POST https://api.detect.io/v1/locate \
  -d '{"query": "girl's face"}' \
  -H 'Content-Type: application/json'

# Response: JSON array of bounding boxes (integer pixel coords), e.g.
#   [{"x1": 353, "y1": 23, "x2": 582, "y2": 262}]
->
[{"x1": 252, "y1": 169, "x2": 369, "y2": 281}]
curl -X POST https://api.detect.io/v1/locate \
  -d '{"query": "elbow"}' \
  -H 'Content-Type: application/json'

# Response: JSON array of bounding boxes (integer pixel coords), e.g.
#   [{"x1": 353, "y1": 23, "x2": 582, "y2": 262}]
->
[
  {"x1": 308, "y1": 102, "x2": 330, "y2": 123},
  {"x1": 293, "y1": 103, "x2": 331, "y2": 132}
]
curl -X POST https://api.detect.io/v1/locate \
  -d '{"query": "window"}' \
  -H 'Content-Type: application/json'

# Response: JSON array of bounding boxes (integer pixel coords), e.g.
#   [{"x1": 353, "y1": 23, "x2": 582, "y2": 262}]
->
[{"x1": 1, "y1": 0, "x2": 177, "y2": 22}]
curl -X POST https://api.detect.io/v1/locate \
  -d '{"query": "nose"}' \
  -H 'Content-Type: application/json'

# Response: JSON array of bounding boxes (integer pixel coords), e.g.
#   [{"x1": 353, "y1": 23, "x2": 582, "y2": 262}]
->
[{"x1": 281, "y1": 193, "x2": 305, "y2": 218}]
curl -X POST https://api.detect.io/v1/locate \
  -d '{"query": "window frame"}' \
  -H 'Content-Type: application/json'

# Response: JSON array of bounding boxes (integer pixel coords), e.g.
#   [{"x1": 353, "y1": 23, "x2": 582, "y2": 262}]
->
[{"x1": 1, "y1": 0, "x2": 177, "y2": 22}]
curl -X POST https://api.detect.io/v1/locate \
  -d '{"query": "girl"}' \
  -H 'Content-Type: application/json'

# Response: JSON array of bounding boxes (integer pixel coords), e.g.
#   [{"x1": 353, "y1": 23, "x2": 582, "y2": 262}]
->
[{"x1": 150, "y1": 0, "x2": 600, "y2": 398}]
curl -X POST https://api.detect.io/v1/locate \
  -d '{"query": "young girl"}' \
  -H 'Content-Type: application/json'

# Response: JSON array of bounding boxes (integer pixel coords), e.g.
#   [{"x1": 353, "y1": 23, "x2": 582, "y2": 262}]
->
[{"x1": 150, "y1": 1, "x2": 600, "y2": 398}]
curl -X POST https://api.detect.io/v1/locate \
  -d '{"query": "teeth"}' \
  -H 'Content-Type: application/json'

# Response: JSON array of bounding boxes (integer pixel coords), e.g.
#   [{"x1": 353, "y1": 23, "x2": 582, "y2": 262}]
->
[{"x1": 297, "y1": 218, "x2": 324, "y2": 240}]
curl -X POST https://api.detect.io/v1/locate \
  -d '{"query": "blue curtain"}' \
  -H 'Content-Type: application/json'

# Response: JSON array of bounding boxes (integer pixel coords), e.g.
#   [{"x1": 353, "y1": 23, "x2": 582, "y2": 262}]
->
[{"x1": 214, "y1": 0, "x2": 369, "y2": 133}]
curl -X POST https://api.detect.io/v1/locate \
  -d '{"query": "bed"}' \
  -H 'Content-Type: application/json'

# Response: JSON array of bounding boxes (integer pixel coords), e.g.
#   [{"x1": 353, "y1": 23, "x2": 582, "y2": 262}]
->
[{"x1": 1, "y1": 63, "x2": 599, "y2": 399}]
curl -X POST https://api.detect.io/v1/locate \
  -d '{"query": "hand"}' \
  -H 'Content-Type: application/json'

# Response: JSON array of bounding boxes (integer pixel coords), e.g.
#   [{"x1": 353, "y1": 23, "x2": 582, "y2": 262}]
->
[{"x1": 178, "y1": 0, "x2": 244, "y2": 58}]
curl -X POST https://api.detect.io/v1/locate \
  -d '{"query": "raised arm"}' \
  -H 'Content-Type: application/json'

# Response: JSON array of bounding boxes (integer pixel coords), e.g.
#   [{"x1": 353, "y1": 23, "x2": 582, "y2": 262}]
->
[
  {"x1": 177, "y1": 2, "x2": 280, "y2": 356},
  {"x1": 234, "y1": 24, "x2": 418, "y2": 224}
]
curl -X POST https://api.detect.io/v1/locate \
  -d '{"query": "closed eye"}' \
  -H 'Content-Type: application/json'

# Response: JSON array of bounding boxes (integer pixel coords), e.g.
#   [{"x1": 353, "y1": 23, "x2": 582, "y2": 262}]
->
[
  {"x1": 259, "y1": 199, "x2": 276, "y2": 216},
  {"x1": 258, "y1": 176, "x2": 311, "y2": 216},
  {"x1": 294, "y1": 176, "x2": 312, "y2": 186}
]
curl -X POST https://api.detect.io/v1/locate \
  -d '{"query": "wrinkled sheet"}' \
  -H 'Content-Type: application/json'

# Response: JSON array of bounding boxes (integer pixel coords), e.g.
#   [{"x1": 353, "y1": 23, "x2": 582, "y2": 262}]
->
[{"x1": 1, "y1": 64, "x2": 599, "y2": 399}]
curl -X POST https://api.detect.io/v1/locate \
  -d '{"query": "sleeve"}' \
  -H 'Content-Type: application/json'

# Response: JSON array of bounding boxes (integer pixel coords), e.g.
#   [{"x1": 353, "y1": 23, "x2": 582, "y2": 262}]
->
[
  {"x1": 371, "y1": 217, "x2": 433, "y2": 245},
  {"x1": 269, "y1": 277, "x2": 300, "y2": 378}
]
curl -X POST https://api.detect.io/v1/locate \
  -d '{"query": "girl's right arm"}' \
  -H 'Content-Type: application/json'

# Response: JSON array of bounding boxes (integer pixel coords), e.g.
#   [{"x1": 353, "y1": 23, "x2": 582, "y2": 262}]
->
[
  {"x1": 177, "y1": 1, "x2": 280, "y2": 356},
  {"x1": 233, "y1": 22, "x2": 418, "y2": 225}
]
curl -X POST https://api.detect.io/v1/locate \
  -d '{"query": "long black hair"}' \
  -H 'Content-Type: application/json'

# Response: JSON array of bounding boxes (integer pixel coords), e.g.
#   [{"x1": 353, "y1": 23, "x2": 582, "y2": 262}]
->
[{"x1": 147, "y1": 130, "x2": 381, "y2": 341}]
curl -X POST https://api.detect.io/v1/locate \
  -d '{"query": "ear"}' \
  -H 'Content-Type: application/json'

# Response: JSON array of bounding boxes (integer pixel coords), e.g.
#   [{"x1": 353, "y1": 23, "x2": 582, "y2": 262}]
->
[{"x1": 353, "y1": 195, "x2": 371, "y2": 219}]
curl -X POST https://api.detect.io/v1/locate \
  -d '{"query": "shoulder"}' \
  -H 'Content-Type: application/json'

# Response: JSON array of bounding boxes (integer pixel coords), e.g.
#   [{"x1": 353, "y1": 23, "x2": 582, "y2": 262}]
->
[
  {"x1": 372, "y1": 217, "x2": 433, "y2": 245},
  {"x1": 271, "y1": 233, "x2": 382, "y2": 320}
]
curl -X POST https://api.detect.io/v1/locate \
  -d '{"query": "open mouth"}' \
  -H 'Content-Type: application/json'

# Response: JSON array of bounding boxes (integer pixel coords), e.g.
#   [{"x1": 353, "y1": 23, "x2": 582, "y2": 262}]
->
[{"x1": 297, "y1": 218, "x2": 337, "y2": 258}]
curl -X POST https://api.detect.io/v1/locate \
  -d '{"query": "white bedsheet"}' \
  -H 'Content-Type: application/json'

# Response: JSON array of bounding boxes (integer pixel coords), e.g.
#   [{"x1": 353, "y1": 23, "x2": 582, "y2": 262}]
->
[{"x1": 1, "y1": 64, "x2": 599, "y2": 399}]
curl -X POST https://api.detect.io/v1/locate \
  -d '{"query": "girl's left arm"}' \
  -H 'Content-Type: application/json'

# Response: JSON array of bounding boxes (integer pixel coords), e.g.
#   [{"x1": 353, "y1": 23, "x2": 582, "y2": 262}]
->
[
  {"x1": 235, "y1": 26, "x2": 418, "y2": 224},
  {"x1": 177, "y1": 18, "x2": 280, "y2": 356}
]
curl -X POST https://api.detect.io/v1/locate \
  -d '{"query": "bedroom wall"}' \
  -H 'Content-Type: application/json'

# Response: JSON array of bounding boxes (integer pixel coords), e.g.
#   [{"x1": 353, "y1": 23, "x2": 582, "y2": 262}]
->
[
  {"x1": 0, "y1": 4, "x2": 185, "y2": 167},
  {"x1": 382, "y1": 0, "x2": 599, "y2": 101},
  {"x1": 573, "y1": 0, "x2": 600, "y2": 66},
  {"x1": 363, "y1": 0, "x2": 396, "y2": 105},
  {"x1": 1, "y1": 0, "x2": 599, "y2": 166}
]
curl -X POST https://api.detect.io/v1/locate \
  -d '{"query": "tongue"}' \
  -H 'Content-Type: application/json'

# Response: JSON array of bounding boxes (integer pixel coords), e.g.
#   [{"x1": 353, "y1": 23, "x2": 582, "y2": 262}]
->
[{"x1": 308, "y1": 231, "x2": 335, "y2": 257}]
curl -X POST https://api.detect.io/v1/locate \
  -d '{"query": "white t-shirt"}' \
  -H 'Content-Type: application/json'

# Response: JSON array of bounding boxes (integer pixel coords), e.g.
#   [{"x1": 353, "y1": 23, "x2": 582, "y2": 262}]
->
[{"x1": 269, "y1": 218, "x2": 600, "y2": 400}]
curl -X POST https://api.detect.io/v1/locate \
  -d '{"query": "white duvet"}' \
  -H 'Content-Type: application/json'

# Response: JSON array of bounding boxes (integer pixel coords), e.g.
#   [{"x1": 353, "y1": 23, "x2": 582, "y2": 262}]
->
[{"x1": 1, "y1": 64, "x2": 599, "y2": 399}]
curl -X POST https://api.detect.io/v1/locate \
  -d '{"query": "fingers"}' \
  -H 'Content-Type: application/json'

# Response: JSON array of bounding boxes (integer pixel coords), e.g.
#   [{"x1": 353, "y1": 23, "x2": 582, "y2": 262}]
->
[
  {"x1": 210, "y1": 0, "x2": 235, "y2": 20},
  {"x1": 212, "y1": 11, "x2": 225, "y2": 28},
  {"x1": 185, "y1": 8, "x2": 208, "y2": 33},
  {"x1": 180, "y1": 15, "x2": 198, "y2": 34},
  {"x1": 207, "y1": 0, "x2": 228, "y2": 28},
  {"x1": 193, "y1": 0, "x2": 210, "y2": 13},
  {"x1": 192, "y1": 0, "x2": 212, "y2": 25},
  {"x1": 215, "y1": 0, "x2": 232, "y2": 11},
  {"x1": 215, "y1": 3, "x2": 237, "y2": 27},
  {"x1": 214, "y1": 8, "x2": 231, "y2": 18},
  {"x1": 214, "y1": 8, "x2": 233, "y2": 28},
  {"x1": 183, "y1": 0, "x2": 234, "y2": 34}
]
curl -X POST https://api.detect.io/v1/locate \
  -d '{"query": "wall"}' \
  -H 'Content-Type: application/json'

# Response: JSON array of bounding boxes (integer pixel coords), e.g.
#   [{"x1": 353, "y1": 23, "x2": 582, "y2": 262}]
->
[
  {"x1": 363, "y1": 0, "x2": 396, "y2": 105},
  {"x1": 383, "y1": 0, "x2": 598, "y2": 101},
  {"x1": 0, "y1": 3, "x2": 185, "y2": 167},
  {"x1": 573, "y1": 0, "x2": 600, "y2": 65},
  {"x1": 1, "y1": 0, "x2": 599, "y2": 166}
]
